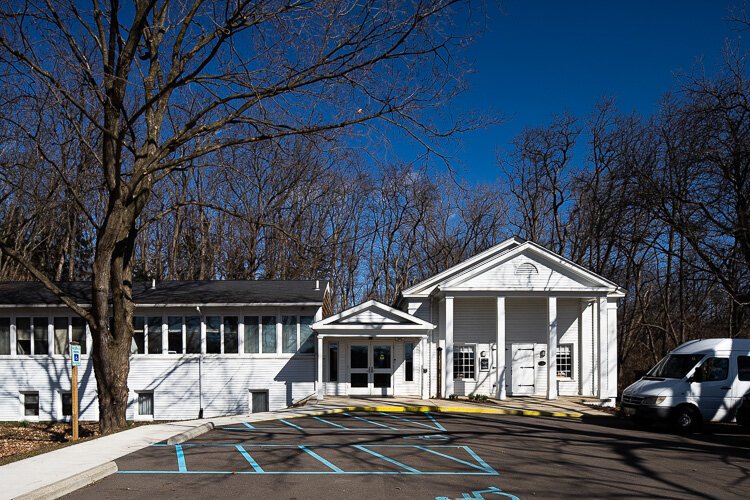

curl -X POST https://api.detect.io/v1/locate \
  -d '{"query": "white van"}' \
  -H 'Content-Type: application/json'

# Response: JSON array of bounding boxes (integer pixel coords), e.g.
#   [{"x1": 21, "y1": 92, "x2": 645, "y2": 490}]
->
[{"x1": 621, "y1": 338, "x2": 750, "y2": 432}]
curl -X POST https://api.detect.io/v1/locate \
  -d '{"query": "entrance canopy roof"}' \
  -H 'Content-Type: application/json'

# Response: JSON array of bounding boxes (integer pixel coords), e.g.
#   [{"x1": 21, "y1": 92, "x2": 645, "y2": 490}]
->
[{"x1": 312, "y1": 300, "x2": 435, "y2": 337}]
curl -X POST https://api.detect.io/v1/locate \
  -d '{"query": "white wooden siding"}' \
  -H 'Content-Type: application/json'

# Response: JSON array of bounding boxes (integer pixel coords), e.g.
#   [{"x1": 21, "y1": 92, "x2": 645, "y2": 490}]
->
[
  {"x1": 408, "y1": 300, "x2": 431, "y2": 322},
  {"x1": 506, "y1": 298, "x2": 547, "y2": 343},
  {"x1": 454, "y1": 298, "x2": 495, "y2": 344},
  {"x1": 0, "y1": 355, "x2": 315, "y2": 421}
]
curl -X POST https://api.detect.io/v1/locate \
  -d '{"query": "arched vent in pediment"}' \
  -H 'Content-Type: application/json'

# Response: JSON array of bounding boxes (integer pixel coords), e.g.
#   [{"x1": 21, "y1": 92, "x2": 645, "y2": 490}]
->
[{"x1": 515, "y1": 262, "x2": 539, "y2": 276}]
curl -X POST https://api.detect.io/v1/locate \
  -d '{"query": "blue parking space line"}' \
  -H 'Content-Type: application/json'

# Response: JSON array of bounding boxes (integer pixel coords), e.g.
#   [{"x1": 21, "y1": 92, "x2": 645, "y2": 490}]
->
[
  {"x1": 353, "y1": 445, "x2": 421, "y2": 473},
  {"x1": 242, "y1": 422, "x2": 255, "y2": 430},
  {"x1": 235, "y1": 445, "x2": 264, "y2": 473},
  {"x1": 175, "y1": 444, "x2": 187, "y2": 473},
  {"x1": 377, "y1": 411, "x2": 441, "y2": 430},
  {"x1": 425, "y1": 412, "x2": 447, "y2": 431},
  {"x1": 342, "y1": 412, "x2": 398, "y2": 430},
  {"x1": 280, "y1": 419, "x2": 304, "y2": 430},
  {"x1": 119, "y1": 470, "x2": 497, "y2": 475},
  {"x1": 415, "y1": 445, "x2": 487, "y2": 472},
  {"x1": 312, "y1": 416, "x2": 350, "y2": 429},
  {"x1": 298, "y1": 445, "x2": 345, "y2": 472},
  {"x1": 462, "y1": 446, "x2": 498, "y2": 475}
]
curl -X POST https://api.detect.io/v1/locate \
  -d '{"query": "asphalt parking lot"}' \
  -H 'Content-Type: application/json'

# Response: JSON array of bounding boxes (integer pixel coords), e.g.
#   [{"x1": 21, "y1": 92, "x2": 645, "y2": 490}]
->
[{"x1": 68, "y1": 411, "x2": 750, "y2": 499}]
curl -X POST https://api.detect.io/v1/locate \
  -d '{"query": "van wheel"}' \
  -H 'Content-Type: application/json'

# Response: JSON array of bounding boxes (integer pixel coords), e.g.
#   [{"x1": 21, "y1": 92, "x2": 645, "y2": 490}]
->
[{"x1": 672, "y1": 405, "x2": 701, "y2": 434}]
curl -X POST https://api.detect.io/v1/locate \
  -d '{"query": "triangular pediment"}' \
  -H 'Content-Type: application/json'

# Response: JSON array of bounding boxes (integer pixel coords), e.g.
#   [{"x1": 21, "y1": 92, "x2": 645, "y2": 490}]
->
[
  {"x1": 442, "y1": 244, "x2": 616, "y2": 292},
  {"x1": 313, "y1": 300, "x2": 435, "y2": 330}
]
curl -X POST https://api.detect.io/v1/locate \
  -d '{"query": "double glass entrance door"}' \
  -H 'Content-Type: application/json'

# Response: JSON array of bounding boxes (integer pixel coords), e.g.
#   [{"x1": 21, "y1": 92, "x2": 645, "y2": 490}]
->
[{"x1": 349, "y1": 343, "x2": 392, "y2": 396}]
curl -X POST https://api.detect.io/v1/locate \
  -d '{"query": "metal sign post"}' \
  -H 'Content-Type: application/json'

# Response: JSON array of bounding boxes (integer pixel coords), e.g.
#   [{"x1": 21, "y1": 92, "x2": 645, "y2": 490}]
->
[{"x1": 70, "y1": 342, "x2": 81, "y2": 441}]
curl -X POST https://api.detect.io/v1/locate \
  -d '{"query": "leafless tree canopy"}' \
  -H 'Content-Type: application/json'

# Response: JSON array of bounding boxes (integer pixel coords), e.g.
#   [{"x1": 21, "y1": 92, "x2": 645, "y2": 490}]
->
[
  {"x1": 0, "y1": 0, "x2": 478, "y2": 433},
  {"x1": 0, "y1": 1, "x2": 748, "y2": 429}
]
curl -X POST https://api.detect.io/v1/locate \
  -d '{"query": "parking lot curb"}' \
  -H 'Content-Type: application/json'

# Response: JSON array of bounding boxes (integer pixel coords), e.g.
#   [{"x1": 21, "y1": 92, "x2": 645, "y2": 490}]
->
[
  {"x1": 14, "y1": 461, "x2": 118, "y2": 500},
  {"x1": 285, "y1": 405, "x2": 583, "y2": 419},
  {"x1": 166, "y1": 422, "x2": 215, "y2": 445}
]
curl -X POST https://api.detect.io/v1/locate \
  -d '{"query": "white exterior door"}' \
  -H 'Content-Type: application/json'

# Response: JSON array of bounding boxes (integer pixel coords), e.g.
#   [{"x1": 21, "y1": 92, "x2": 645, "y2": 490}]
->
[
  {"x1": 511, "y1": 343, "x2": 536, "y2": 395},
  {"x1": 348, "y1": 342, "x2": 394, "y2": 396}
]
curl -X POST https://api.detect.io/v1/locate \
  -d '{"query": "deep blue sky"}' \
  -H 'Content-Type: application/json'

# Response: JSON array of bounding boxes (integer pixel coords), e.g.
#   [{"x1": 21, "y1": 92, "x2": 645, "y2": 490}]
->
[{"x1": 407, "y1": 0, "x2": 743, "y2": 183}]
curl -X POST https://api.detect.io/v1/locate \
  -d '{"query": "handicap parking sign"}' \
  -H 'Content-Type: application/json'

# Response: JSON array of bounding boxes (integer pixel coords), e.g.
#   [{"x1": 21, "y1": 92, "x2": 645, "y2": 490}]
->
[{"x1": 70, "y1": 344, "x2": 81, "y2": 367}]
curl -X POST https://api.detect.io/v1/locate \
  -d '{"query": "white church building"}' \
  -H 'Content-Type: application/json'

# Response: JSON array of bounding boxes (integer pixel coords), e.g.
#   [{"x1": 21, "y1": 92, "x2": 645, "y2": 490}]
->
[{"x1": 0, "y1": 237, "x2": 623, "y2": 421}]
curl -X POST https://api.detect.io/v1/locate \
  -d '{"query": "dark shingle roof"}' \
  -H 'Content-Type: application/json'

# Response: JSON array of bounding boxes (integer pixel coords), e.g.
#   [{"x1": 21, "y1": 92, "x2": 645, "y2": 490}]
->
[{"x1": 0, "y1": 280, "x2": 327, "y2": 306}]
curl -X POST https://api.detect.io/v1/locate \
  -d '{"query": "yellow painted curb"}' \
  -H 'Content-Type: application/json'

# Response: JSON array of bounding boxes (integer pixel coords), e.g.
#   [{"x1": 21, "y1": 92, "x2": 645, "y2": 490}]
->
[{"x1": 286, "y1": 405, "x2": 583, "y2": 419}]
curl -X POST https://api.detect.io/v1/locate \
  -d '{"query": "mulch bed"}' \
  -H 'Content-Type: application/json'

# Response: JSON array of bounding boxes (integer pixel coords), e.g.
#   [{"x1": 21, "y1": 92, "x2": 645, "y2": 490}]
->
[{"x1": 0, "y1": 421, "x2": 100, "y2": 465}]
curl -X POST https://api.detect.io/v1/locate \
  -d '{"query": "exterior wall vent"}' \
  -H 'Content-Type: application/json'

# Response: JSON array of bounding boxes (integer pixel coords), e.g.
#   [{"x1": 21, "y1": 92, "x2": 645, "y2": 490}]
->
[{"x1": 515, "y1": 262, "x2": 539, "y2": 276}]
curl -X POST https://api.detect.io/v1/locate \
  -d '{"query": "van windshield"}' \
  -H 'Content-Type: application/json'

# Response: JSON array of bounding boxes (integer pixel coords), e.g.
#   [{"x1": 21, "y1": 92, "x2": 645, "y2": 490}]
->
[{"x1": 647, "y1": 354, "x2": 705, "y2": 379}]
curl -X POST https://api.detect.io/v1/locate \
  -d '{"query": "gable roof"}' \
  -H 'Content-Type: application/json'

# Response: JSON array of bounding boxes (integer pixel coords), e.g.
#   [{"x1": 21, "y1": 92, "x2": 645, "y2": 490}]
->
[
  {"x1": 400, "y1": 237, "x2": 524, "y2": 298},
  {"x1": 313, "y1": 300, "x2": 435, "y2": 331},
  {"x1": 400, "y1": 238, "x2": 624, "y2": 298},
  {"x1": 0, "y1": 280, "x2": 328, "y2": 307}
]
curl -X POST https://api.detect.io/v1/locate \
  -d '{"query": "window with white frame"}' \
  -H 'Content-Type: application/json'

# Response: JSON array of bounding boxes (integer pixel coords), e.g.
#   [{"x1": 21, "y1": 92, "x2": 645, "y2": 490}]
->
[
  {"x1": 54, "y1": 317, "x2": 69, "y2": 355},
  {"x1": 282, "y1": 315, "x2": 297, "y2": 353},
  {"x1": 404, "y1": 342, "x2": 415, "y2": 382},
  {"x1": 23, "y1": 392, "x2": 39, "y2": 417},
  {"x1": 556, "y1": 344, "x2": 573, "y2": 379},
  {"x1": 453, "y1": 345, "x2": 475, "y2": 380},
  {"x1": 206, "y1": 316, "x2": 221, "y2": 354},
  {"x1": 61, "y1": 391, "x2": 72, "y2": 417},
  {"x1": 244, "y1": 316, "x2": 259, "y2": 353},
  {"x1": 299, "y1": 316, "x2": 314, "y2": 354},
  {"x1": 14, "y1": 317, "x2": 49, "y2": 355},
  {"x1": 132, "y1": 317, "x2": 145, "y2": 354},
  {"x1": 243, "y1": 316, "x2": 277, "y2": 354},
  {"x1": 224, "y1": 317, "x2": 239, "y2": 354},
  {"x1": 71, "y1": 317, "x2": 87, "y2": 354},
  {"x1": 0, "y1": 318, "x2": 10, "y2": 355},
  {"x1": 185, "y1": 316, "x2": 201, "y2": 354},
  {"x1": 137, "y1": 391, "x2": 154, "y2": 416},
  {"x1": 261, "y1": 316, "x2": 276, "y2": 353},
  {"x1": 279, "y1": 315, "x2": 315, "y2": 354},
  {"x1": 167, "y1": 316, "x2": 183, "y2": 354},
  {"x1": 147, "y1": 317, "x2": 163, "y2": 354}
]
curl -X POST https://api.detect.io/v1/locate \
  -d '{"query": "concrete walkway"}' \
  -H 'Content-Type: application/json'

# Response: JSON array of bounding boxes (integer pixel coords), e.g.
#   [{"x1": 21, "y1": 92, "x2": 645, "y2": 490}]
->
[{"x1": 0, "y1": 396, "x2": 611, "y2": 499}]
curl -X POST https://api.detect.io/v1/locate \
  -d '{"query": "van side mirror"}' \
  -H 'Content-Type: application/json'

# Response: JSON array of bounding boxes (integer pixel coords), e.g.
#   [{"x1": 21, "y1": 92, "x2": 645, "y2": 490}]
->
[{"x1": 689, "y1": 367, "x2": 704, "y2": 383}]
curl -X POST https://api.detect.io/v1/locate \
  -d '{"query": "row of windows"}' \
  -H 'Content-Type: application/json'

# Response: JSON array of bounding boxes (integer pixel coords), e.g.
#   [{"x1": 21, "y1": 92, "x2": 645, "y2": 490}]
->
[
  {"x1": 130, "y1": 315, "x2": 314, "y2": 355},
  {"x1": 0, "y1": 317, "x2": 87, "y2": 356},
  {"x1": 21, "y1": 390, "x2": 153, "y2": 418},
  {"x1": 452, "y1": 344, "x2": 574, "y2": 380},
  {"x1": 21, "y1": 389, "x2": 273, "y2": 418},
  {"x1": 0, "y1": 314, "x2": 315, "y2": 356}
]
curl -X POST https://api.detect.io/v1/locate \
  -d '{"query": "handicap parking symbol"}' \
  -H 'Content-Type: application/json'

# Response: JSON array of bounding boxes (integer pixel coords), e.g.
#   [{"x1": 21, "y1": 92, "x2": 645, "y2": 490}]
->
[
  {"x1": 402, "y1": 434, "x2": 449, "y2": 441},
  {"x1": 435, "y1": 486, "x2": 520, "y2": 500}
]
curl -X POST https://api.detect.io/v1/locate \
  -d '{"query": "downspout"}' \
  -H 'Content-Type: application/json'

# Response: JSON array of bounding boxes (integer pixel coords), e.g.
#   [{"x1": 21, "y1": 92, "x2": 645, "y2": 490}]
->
[{"x1": 197, "y1": 306, "x2": 204, "y2": 419}]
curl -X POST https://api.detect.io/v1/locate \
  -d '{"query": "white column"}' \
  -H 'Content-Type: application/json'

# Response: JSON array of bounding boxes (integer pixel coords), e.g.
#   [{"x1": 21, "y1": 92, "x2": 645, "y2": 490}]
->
[
  {"x1": 496, "y1": 296, "x2": 506, "y2": 400},
  {"x1": 547, "y1": 296, "x2": 558, "y2": 400},
  {"x1": 597, "y1": 296, "x2": 608, "y2": 400},
  {"x1": 607, "y1": 298, "x2": 618, "y2": 400},
  {"x1": 445, "y1": 296, "x2": 454, "y2": 398},
  {"x1": 317, "y1": 335, "x2": 324, "y2": 400},
  {"x1": 420, "y1": 337, "x2": 427, "y2": 399}
]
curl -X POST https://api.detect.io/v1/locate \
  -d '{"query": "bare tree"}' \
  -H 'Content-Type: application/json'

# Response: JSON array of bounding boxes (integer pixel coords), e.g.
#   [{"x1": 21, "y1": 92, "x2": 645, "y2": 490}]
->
[{"x1": 0, "y1": 0, "x2": 473, "y2": 433}]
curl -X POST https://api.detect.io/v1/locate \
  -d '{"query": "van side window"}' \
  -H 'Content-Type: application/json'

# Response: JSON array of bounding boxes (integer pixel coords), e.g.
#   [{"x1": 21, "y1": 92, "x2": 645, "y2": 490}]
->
[
  {"x1": 700, "y1": 357, "x2": 729, "y2": 382},
  {"x1": 738, "y1": 356, "x2": 750, "y2": 381}
]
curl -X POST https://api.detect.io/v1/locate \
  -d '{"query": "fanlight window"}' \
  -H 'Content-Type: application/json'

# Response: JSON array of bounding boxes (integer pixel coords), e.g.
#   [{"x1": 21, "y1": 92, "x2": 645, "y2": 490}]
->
[{"x1": 515, "y1": 262, "x2": 539, "y2": 275}]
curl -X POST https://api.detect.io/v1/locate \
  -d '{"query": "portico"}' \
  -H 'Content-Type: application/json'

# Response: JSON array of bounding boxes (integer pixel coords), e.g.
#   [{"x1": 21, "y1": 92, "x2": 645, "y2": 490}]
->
[
  {"x1": 312, "y1": 300, "x2": 435, "y2": 400},
  {"x1": 400, "y1": 239, "x2": 625, "y2": 404}
]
